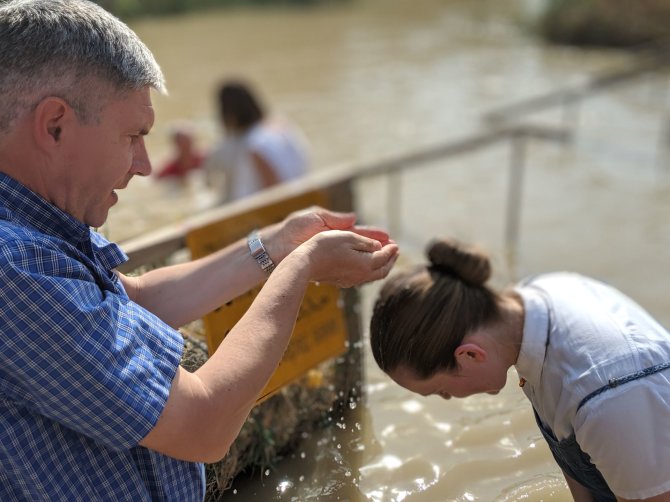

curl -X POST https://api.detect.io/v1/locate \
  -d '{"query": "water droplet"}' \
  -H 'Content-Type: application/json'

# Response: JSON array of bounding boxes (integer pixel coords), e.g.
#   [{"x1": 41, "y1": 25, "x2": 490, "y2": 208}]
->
[
  {"x1": 300, "y1": 451, "x2": 306, "y2": 458},
  {"x1": 276, "y1": 480, "x2": 293, "y2": 493},
  {"x1": 264, "y1": 469, "x2": 270, "y2": 476},
  {"x1": 349, "y1": 401, "x2": 357, "y2": 409}
]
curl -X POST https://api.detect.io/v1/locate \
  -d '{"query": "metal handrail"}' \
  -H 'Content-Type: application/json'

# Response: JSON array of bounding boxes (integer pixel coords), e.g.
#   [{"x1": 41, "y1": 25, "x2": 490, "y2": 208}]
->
[
  {"x1": 483, "y1": 44, "x2": 670, "y2": 129},
  {"x1": 119, "y1": 123, "x2": 570, "y2": 278},
  {"x1": 120, "y1": 38, "x2": 670, "y2": 275}
]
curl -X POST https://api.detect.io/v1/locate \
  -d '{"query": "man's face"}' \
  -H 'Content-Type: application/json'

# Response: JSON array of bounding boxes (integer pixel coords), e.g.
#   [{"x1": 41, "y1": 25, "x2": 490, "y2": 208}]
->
[{"x1": 59, "y1": 86, "x2": 154, "y2": 228}]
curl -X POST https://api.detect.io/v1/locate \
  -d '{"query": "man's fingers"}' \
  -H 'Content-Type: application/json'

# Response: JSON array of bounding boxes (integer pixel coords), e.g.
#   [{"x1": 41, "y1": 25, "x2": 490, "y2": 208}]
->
[
  {"x1": 377, "y1": 251, "x2": 399, "y2": 279},
  {"x1": 351, "y1": 234, "x2": 383, "y2": 253},
  {"x1": 350, "y1": 226, "x2": 391, "y2": 245},
  {"x1": 318, "y1": 209, "x2": 357, "y2": 230},
  {"x1": 369, "y1": 244, "x2": 399, "y2": 272}
]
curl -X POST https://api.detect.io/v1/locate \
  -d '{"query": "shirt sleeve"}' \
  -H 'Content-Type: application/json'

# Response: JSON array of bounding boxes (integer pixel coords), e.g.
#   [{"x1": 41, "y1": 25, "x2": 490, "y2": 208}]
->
[
  {"x1": 574, "y1": 374, "x2": 670, "y2": 500},
  {"x1": 0, "y1": 239, "x2": 184, "y2": 451}
]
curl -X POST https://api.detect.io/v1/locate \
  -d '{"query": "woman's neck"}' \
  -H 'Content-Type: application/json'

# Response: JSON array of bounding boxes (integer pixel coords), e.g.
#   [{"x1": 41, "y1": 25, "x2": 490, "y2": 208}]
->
[{"x1": 499, "y1": 293, "x2": 526, "y2": 367}]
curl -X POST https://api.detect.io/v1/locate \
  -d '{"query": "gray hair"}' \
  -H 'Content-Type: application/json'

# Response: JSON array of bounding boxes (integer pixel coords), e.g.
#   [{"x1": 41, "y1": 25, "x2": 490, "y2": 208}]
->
[{"x1": 0, "y1": 0, "x2": 166, "y2": 133}]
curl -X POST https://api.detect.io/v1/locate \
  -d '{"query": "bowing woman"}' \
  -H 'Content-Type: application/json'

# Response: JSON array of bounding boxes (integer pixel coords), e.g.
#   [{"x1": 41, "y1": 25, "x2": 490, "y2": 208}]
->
[{"x1": 370, "y1": 237, "x2": 670, "y2": 502}]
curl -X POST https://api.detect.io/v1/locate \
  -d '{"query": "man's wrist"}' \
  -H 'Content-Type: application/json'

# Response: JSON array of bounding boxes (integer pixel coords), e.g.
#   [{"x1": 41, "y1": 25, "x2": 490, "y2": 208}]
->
[{"x1": 247, "y1": 230, "x2": 276, "y2": 275}]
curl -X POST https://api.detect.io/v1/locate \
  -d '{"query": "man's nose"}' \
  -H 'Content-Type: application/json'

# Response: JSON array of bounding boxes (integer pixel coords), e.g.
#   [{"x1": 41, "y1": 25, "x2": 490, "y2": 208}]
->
[{"x1": 132, "y1": 136, "x2": 152, "y2": 176}]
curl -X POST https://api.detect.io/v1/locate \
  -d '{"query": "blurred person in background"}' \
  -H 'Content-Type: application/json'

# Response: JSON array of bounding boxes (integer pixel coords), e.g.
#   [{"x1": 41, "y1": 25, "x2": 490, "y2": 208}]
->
[
  {"x1": 204, "y1": 79, "x2": 309, "y2": 203},
  {"x1": 370, "y1": 237, "x2": 670, "y2": 502},
  {"x1": 0, "y1": 1, "x2": 399, "y2": 500},
  {"x1": 156, "y1": 123, "x2": 205, "y2": 181}
]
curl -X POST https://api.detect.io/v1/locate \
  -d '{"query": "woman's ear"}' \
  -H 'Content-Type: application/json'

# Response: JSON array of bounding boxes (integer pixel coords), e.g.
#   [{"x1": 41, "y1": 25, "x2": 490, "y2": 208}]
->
[
  {"x1": 454, "y1": 343, "x2": 487, "y2": 365},
  {"x1": 32, "y1": 97, "x2": 69, "y2": 149}
]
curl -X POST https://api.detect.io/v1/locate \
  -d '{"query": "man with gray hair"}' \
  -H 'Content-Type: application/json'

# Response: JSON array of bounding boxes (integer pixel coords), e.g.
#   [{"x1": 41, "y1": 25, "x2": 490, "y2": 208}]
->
[{"x1": 0, "y1": 1, "x2": 399, "y2": 500}]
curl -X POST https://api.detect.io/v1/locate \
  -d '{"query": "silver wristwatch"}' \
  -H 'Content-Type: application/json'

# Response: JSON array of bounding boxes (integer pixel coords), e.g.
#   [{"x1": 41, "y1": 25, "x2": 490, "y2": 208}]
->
[{"x1": 247, "y1": 230, "x2": 276, "y2": 275}]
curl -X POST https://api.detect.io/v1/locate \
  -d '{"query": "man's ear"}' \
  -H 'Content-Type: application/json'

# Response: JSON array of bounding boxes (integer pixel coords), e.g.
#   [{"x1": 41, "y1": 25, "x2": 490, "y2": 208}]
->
[
  {"x1": 32, "y1": 97, "x2": 70, "y2": 149},
  {"x1": 454, "y1": 343, "x2": 487, "y2": 366}
]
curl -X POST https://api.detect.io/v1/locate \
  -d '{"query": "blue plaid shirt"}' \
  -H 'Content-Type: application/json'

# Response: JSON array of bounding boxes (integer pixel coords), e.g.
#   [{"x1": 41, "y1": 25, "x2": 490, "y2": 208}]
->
[{"x1": 0, "y1": 173, "x2": 205, "y2": 501}]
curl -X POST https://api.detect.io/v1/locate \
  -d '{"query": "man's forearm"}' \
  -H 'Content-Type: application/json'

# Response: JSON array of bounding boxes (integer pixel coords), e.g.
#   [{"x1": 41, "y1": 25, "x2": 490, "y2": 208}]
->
[
  {"x1": 137, "y1": 226, "x2": 398, "y2": 461},
  {"x1": 139, "y1": 251, "x2": 311, "y2": 462},
  {"x1": 121, "y1": 235, "x2": 267, "y2": 328},
  {"x1": 197, "y1": 250, "x2": 310, "y2": 411}
]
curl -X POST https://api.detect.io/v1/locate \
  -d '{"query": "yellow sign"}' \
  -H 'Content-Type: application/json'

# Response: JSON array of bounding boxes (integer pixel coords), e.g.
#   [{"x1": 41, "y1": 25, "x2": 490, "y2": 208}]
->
[{"x1": 186, "y1": 191, "x2": 348, "y2": 403}]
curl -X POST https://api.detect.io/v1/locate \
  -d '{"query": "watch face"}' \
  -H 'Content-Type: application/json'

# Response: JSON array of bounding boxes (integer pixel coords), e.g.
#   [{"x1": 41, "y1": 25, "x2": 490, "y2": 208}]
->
[
  {"x1": 248, "y1": 231, "x2": 275, "y2": 274},
  {"x1": 249, "y1": 235, "x2": 263, "y2": 256}
]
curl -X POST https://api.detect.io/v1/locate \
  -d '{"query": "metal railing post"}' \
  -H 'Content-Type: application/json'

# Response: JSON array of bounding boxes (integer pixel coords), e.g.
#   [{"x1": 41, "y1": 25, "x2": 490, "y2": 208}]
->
[
  {"x1": 504, "y1": 132, "x2": 527, "y2": 281},
  {"x1": 387, "y1": 170, "x2": 402, "y2": 240},
  {"x1": 561, "y1": 93, "x2": 581, "y2": 144},
  {"x1": 654, "y1": 72, "x2": 670, "y2": 174}
]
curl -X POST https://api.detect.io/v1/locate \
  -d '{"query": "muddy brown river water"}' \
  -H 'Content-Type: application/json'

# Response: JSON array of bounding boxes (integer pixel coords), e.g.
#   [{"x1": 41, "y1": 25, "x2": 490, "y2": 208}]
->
[{"x1": 104, "y1": 0, "x2": 670, "y2": 499}]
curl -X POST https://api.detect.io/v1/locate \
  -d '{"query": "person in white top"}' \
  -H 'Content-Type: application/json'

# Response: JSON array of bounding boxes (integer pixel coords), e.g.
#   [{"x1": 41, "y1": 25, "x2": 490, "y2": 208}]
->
[
  {"x1": 204, "y1": 79, "x2": 309, "y2": 203},
  {"x1": 369, "y1": 237, "x2": 670, "y2": 502}
]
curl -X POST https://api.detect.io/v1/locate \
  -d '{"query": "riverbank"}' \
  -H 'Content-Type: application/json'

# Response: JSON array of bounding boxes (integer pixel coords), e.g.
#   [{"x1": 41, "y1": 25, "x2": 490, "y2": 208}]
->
[
  {"x1": 95, "y1": 0, "x2": 349, "y2": 19},
  {"x1": 538, "y1": 0, "x2": 670, "y2": 48}
]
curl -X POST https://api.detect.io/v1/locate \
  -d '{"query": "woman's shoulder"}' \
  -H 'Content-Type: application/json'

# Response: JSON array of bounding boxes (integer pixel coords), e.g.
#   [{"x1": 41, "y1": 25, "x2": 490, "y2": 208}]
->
[
  {"x1": 517, "y1": 272, "x2": 585, "y2": 295},
  {"x1": 247, "y1": 117, "x2": 301, "y2": 141}
]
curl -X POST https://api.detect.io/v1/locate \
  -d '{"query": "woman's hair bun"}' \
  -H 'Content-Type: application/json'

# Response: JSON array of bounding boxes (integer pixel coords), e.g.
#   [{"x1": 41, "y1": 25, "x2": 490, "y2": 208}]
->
[{"x1": 426, "y1": 237, "x2": 491, "y2": 286}]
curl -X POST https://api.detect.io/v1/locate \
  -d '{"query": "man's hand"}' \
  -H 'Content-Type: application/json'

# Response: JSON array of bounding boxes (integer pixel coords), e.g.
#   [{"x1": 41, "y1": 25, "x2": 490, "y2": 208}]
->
[
  {"x1": 292, "y1": 229, "x2": 399, "y2": 288},
  {"x1": 263, "y1": 206, "x2": 393, "y2": 263}
]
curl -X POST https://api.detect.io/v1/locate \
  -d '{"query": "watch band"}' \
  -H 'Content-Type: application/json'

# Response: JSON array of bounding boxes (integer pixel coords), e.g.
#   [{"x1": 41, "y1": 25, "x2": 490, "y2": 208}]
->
[{"x1": 247, "y1": 230, "x2": 275, "y2": 275}]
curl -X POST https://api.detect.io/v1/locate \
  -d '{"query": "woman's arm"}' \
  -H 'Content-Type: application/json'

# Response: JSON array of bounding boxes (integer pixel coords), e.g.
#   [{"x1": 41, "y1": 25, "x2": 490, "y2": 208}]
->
[
  {"x1": 250, "y1": 150, "x2": 280, "y2": 188},
  {"x1": 563, "y1": 471, "x2": 596, "y2": 502}
]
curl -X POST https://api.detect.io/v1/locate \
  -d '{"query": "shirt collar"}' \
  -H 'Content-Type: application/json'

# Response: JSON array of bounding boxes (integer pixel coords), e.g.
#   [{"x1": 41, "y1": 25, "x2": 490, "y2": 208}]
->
[
  {"x1": 514, "y1": 285, "x2": 551, "y2": 388},
  {"x1": 0, "y1": 172, "x2": 90, "y2": 244}
]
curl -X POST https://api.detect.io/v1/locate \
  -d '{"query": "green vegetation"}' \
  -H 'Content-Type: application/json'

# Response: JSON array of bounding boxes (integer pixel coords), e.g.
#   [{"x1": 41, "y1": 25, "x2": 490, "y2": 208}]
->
[
  {"x1": 538, "y1": 0, "x2": 670, "y2": 48},
  {"x1": 95, "y1": 0, "x2": 349, "y2": 19}
]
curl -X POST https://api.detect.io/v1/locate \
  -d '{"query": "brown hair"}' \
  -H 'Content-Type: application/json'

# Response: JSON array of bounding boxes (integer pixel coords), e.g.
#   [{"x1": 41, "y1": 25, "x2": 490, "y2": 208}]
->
[
  {"x1": 217, "y1": 79, "x2": 265, "y2": 133},
  {"x1": 370, "y1": 237, "x2": 503, "y2": 378}
]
